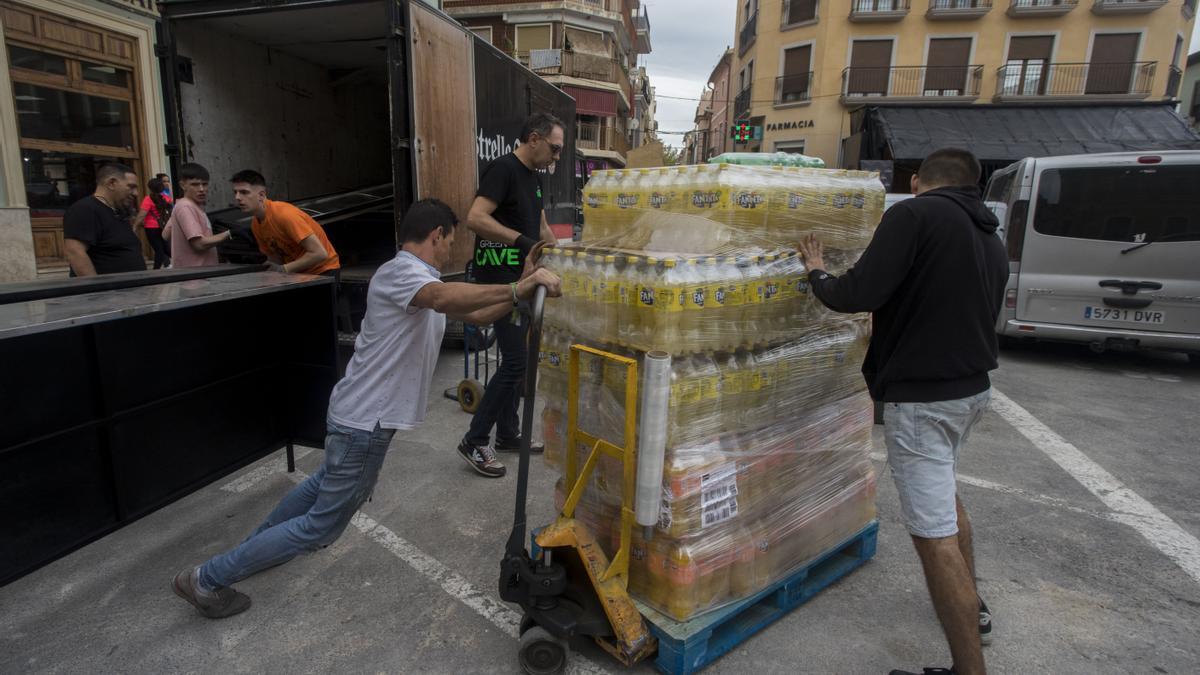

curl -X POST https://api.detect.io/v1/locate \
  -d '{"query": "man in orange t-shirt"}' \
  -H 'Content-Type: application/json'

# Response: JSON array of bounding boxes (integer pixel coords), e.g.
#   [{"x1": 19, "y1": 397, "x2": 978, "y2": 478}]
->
[{"x1": 230, "y1": 169, "x2": 340, "y2": 275}]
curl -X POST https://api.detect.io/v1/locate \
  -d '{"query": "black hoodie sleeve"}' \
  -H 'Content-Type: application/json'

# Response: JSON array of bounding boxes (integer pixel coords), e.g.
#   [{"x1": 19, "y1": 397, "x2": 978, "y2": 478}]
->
[{"x1": 807, "y1": 202, "x2": 920, "y2": 314}]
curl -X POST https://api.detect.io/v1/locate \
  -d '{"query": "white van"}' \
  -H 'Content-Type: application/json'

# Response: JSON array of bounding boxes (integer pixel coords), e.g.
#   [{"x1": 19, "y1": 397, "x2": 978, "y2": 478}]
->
[{"x1": 985, "y1": 151, "x2": 1200, "y2": 361}]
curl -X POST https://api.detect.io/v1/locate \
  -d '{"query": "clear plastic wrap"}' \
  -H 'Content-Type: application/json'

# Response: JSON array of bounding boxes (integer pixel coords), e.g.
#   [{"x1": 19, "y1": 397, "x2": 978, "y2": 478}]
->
[
  {"x1": 706, "y1": 151, "x2": 826, "y2": 168},
  {"x1": 543, "y1": 164, "x2": 883, "y2": 621}
]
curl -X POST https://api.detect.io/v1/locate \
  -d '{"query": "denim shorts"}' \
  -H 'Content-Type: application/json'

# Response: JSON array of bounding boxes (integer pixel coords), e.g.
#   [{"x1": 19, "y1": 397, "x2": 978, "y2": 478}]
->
[{"x1": 882, "y1": 389, "x2": 991, "y2": 539}]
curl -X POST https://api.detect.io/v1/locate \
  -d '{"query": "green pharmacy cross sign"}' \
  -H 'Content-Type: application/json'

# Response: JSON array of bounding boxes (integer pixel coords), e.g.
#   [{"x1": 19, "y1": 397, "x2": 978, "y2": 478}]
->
[{"x1": 731, "y1": 122, "x2": 762, "y2": 143}]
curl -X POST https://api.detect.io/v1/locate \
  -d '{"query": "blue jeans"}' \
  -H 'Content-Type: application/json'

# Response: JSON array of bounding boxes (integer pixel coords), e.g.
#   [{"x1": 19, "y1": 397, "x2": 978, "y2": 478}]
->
[{"x1": 199, "y1": 420, "x2": 395, "y2": 590}]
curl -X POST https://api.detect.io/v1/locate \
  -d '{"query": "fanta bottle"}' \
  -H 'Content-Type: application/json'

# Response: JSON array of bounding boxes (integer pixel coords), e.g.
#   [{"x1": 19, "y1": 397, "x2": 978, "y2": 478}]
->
[
  {"x1": 582, "y1": 170, "x2": 610, "y2": 242},
  {"x1": 618, "y1": 255, "x2": 640, "y2": 347}
]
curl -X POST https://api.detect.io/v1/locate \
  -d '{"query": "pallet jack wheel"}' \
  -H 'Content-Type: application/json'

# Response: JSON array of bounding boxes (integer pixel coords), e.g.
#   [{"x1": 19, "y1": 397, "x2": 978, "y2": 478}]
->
[
  {"x1": 518, "y1": 625, "x2": 569, "y2": 675},
  {"x1": 457, "y1": 379, "x2": 484, "y2": 414}
]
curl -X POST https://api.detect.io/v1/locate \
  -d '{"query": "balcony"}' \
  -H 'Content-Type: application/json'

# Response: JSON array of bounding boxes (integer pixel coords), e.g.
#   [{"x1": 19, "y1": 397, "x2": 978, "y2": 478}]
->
[
  {"x1": 1092, "y1": 0, "x2": 1167, "y2": 13},
  {"x1": 840, "y1": 65, "x2": 983, "y2": 103},
  {"x1": 927, "y1": 0, "x2": 992, "y2": 19},
  {"x1": 734, "y1": 86, "x2": 752, "y2": 119},
  {"x1": 577, "y1": 123, "x2": 628, "y2": 157},
  {"x1": 1007, "y1": 0, "x2": 1078, "y2": 17},
  {"x1": 994, "y1": 61, "x2": 1155, "y2": 100},
  {"x1": 634, "y1": 11, "x2": 652, "y2": 54},
  {"x1": 849, "y1": 0, "x2": 911, "y2": 21},
  {"x1": 738, "y1": 12, "x2": 757, "y2": 55},
  {"x1": 775, "y1": 72, "x2": 813, "y2": 106},
  {"x1": 1165, "y1": 65, "x2": 1183, "y2": 99}
]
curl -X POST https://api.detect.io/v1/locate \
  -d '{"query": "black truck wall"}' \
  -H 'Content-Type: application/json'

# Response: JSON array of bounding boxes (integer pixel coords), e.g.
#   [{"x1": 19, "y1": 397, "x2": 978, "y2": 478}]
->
[{"x1": 473, "y1": 41, "x2": 578, "y2": 231}]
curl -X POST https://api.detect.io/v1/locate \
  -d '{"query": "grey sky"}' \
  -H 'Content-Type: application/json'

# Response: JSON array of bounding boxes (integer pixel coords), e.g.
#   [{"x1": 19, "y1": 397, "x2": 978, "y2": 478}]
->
[{"x1": 638, "y1": 1, "x2": 1200, "y2": 153}]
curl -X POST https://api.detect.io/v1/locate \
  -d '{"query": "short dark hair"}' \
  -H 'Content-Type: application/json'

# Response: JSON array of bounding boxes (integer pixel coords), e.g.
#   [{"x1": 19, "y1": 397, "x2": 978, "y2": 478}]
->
[
  {"x1": 155, "y1": 173, "x2": 169, "y2": 181},
  {"x1": 519, "y1": 112, "x2": 565, "y2": 143},
  {"x1": 399, "y1": 198, "x2": 458, "y2": 243},
  {"x1": 96, "y1": 162, "x2": 135, "y2": 184},
  {"x1": 178, "y1": 162, "x2": 210, "y2": 183},
  {"x1": 918, "y1": 148, "x2": 981, "y2": 187},
  {"x1": 147, "y1": 177, "x2": 165, "y2": 194},
  {"x1": 230, "y1": 169, "x2": 267, "y2": 186}
]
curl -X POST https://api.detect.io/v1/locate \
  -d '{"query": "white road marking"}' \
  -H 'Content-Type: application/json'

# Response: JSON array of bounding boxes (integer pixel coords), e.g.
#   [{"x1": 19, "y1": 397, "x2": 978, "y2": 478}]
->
[
  {"x1": 219, "y1": 446, "x2": 317, "y2": 493},
  {"x1": 989, "y1": 389, "x2": 1200, "y2": 586},
  {"x1": 868, "y1": 452, "x2": 1114, "y2": 522},
  {"x1": 262, "y1": 470, "x2": 614, "y2": 674}
]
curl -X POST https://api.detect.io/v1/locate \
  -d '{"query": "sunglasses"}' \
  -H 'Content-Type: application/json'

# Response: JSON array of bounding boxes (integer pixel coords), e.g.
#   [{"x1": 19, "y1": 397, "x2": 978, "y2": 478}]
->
[{"x1": 548, "y1": 142, "x2": 562, "y2": 155}]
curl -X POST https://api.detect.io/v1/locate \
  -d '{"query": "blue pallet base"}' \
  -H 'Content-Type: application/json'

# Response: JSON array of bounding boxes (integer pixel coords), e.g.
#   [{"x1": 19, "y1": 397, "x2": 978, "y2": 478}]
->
[{"x1": 637, "y1": 520, "x2": 879, "y2": 675}]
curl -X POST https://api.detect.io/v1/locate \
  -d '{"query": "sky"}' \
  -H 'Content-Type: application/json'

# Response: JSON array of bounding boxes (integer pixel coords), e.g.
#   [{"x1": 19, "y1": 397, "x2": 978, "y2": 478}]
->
[{"x1": 638, "y1": 1, "x2": 1200, "y2": 154}]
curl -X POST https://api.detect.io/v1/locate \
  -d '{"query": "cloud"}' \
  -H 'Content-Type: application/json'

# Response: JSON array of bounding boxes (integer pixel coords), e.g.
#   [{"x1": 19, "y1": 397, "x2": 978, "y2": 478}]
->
[{"x1": 639, "y1": 0, "x2": 736, "y2": 149}]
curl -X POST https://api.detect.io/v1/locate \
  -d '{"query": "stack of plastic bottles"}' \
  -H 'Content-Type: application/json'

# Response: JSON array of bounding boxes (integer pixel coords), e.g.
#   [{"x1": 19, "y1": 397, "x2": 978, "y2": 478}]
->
[{"x1": 539, "y1": 162, "x2": 884, "y2": 621}]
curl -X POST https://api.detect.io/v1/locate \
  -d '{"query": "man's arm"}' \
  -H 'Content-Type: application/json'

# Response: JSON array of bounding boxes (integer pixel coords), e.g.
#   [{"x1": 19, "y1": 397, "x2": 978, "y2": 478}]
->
[
  {"x1": 539, "y1": 210, "x2": 555, "y2": 244},
  {"x1": 466, "y1": 195, "x2": 525, "y2": 245},
  {"x1": 278, "y1": 234, "x2": 328, "y2": 273},
  {"x1": 187, "y1": 230, "x2": 233, "y2": 254},
  {"x1": 64, "y1": 238, "x2": 97, "y2": 277},
  {"x1": 798, "y1": 205, "x2": 920, "y2": 314},
  {"x1": 412, "y1": 268, "x2": 561, "y2": 322}
]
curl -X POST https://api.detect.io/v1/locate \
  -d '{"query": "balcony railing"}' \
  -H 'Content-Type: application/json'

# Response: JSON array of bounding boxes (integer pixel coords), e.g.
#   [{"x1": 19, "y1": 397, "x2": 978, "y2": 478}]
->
[
  {"x1": 577, "y1": 123, "x2": 629, "y2": 156},
  {"x1": 734, "y1": 86, "x2": 752, "y2": 119},
  {"x1": 994, "y1": 61, "x2": 1155, "y2": 99},
  {"x1": 1165, "y1": 65, "x2": 1183, "y2": 99},
  {"x1": 927, "y1": 0, "x2": 992, "y2": 19},
  {"x1": 849, "y1": 0, "x2": 911, "y2": 21},
  {"x1": 775, "y1": 72, "x2": 813, "y2": 105},
  {"x1": 841, "y1": 65, "x2": 983, "y2": 101},
  {"x1": 739, "y1": 12, "x2": 757, "y2": 55},
  {"x1": 1092, "y1": 0, "x2": 1167, "y2": 13},
  {"x1": 1007, "y1": 0, "x2": 1078, "y2": 17}
]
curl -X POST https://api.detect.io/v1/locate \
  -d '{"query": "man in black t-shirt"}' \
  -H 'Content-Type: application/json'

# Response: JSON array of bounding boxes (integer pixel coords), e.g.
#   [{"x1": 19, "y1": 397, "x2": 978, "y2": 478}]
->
[
  {"x1": 457, "y1": 113, "x2": 562, "y2": 478},
  {"x1": 63, "y1": 162, "x2": 145, "y2": 276}
]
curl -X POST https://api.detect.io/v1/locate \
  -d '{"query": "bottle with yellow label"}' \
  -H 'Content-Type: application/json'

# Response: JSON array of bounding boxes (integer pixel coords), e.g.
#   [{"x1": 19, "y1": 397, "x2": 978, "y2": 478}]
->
[
  {"x1": 582, "y1": 170, "x2": 610, "y2": 243},
  {"x1": 678, "y1": 258, "x2": 704, "y2": 354},
  {"x1": 598, "y1": 254, "x2": 618, "y2": 345},
  {"x1": 618, "y1": 254, "x2": 639, "y2": 348},
  {"x1": 634, "y1": 256, "x2": 658, "y2": 351}
]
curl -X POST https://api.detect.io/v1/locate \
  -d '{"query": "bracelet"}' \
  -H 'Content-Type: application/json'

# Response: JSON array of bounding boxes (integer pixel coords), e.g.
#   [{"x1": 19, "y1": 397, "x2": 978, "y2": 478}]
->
[{"x1": 510, "y1": 282, "x2": 519, "y2": 306}]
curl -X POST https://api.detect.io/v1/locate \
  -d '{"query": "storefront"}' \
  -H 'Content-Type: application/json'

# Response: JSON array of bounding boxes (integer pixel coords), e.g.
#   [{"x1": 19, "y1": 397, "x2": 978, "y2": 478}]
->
[{"x1": 0, "y1": 0, "x2": 167, "y2": 280}]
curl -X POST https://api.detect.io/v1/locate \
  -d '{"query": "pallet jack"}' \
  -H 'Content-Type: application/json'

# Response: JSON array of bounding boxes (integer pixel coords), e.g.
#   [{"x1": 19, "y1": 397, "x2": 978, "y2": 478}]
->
[{"x1": 499, "y1": 284, "x2": 658, "y2": 675}]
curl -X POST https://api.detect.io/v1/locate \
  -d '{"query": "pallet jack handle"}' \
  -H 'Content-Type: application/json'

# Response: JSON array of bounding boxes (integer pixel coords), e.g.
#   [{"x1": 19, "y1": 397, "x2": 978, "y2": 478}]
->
[{"x1": 505, "y1": 283, "x2": 547, "y2": 559}]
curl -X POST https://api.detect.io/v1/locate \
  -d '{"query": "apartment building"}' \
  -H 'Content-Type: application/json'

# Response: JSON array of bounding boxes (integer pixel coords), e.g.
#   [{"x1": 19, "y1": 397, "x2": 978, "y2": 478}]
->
[
  {"x1": 631, "y1": 64, "x2": 659, "y2": 147},
  {"x1": 730, "y1": 0, "x2": 1197, "y2": 169},
  {"x1": 444, "y1": 0, "x2": 652, "y2": 176}
]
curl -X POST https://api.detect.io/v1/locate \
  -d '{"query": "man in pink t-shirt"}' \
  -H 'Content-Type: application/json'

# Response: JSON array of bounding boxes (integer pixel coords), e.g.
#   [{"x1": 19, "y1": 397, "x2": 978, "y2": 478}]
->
[{"x1": 164, "y1": 163, "x2": 231, "y2": 267}]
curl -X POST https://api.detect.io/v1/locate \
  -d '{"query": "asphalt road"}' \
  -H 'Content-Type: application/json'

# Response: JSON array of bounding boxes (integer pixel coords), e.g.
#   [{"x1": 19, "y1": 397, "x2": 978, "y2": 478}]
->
[{"x1": 2, "y1": 341, "x2": 1197, "y2": 674}]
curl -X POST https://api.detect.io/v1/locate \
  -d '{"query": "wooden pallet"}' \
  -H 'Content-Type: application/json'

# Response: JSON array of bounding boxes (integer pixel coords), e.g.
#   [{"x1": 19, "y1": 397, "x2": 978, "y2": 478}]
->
[{"x1": 636, "y1": 520, "x2": 879, "y2": 675}]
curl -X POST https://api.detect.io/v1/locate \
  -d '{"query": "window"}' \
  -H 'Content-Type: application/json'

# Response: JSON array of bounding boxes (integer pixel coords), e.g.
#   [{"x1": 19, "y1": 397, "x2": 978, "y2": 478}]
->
[
  {"x1": 775, "y1": 140, "x2": 806, "y2": 154},
  {"x1": 779, "y1": 44, "x2": 812, "y2": 103},
  {"x1": 515, "y1": 24, "x2": 552, "y2": 61},
  {"x1": 847, "y1": 39, "x2": 893, "y2": 96},
  {"x1": 1033, "y1": 166, "x2": 1200, "y2": 243},
  {"x1": 1085, "y1": 33, "x2": 1140, "y2": 95},
  {"x1": 467, "y1": 26, "x2": 492, "y2": 45},
  {"x1": 1002, "y1": 35, "x2": 1053, "y2": 96},
  {"x1": 925, "y1": 38, "x2": 971, "y2": 96},
  {"x1": 784, "y1": 0, "x2": 817, "y2": 25}
]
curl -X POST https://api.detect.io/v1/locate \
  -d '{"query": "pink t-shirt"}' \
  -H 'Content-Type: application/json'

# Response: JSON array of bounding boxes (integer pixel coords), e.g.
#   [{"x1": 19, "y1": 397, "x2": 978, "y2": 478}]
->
[
  {"x1": 166, "y1": 198, "x2": 219, "y2": 267},
  {"x1": 139, "y1": 194, "x2": 172, "y2": 229}
]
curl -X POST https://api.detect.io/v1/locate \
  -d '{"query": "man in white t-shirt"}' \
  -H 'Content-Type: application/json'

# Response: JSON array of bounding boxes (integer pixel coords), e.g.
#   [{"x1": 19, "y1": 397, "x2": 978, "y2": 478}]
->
[{"x1": 171, "y1": 198, "x2": 561, "y2": 619}]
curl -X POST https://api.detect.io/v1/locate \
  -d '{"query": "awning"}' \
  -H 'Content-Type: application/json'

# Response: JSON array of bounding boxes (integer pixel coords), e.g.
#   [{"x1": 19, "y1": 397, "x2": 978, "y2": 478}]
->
[
  {"x1": 563, "y1": 85, "x2": 616, "y2": 117},
  {"x1": 869, "y1": 104, "x2": 1200, "y2": 162}
]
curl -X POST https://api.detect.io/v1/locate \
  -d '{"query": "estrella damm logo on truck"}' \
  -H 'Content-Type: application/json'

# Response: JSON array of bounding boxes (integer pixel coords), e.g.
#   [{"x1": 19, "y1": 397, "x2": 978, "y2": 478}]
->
[
  {"x1": 691, "y1": 190, "x2": 721, "y2": 209},
  {"x1": 639, "y1": 287, "x2": 655, "y2": 306},
  {"x1": 787, "y1": 192, "x2": 804, "y2": 209},
  {"x1": 615, "y1": 193, "x2": 640, "y2": 209},
  {"x1": 734, "y1": 191, "x2": 764, "y2": 209},
  {"x1": 649, "y1": 191, "x2": 671, "y2": 209}
]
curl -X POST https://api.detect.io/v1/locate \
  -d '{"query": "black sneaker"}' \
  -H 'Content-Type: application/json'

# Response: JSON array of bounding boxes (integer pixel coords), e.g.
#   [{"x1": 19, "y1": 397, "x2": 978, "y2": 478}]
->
[
  {"x1": 979, "y1": 598, "x2": 993, "y2": 645},
  {"x1": 889, "y1": 669, "x2": 955, "y2": 675},
  {"x1": 457, "y1": 439, "x2": 506, "y2": 477},
  {"x1": 494, "y1": 436, "x2": 544, "y2": 454}
]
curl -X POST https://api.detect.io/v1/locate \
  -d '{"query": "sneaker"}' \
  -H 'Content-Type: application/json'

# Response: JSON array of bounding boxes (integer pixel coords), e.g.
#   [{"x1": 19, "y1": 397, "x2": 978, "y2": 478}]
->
[
  {"x1": 457, "y1": 439, "x2": 507, "y2": 477},
  {"x1": 979, "y1": 598, "x2": 993, "y2": 645},
  {"x1": 494, "y1": 436, "x2": 544, "y2": 454},
  {"x1": 171, "y1": 567, "x2": 251, "y2": 619},
  {"x1": 889, "y1": 669, "x2": 955, "y2": 675}
]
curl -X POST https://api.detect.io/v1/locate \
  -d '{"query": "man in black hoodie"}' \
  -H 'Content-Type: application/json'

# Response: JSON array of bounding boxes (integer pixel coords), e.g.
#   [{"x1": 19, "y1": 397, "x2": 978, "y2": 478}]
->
[{"x1": 799, "y1": 148, "x2": 1007, "y2": 675}]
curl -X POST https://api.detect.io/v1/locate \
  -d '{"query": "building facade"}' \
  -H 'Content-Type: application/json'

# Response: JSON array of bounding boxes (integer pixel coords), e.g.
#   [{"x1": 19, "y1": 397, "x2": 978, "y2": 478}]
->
[
  {"x1": 729, "y1": 0, "x2": 1197, "y2": 167},
  {"x1": 630, "y1": 64, "x2": 659, "y2": 147},
  {"x1": 444, "y1": 0, "x2": 652, "y2": 178},
  {"x1": 1183, "y1": 49, "x2": 1200, "y2": 128},
  {"x1": 0, "y1": 0, "x2": 168, "y2": 281}
]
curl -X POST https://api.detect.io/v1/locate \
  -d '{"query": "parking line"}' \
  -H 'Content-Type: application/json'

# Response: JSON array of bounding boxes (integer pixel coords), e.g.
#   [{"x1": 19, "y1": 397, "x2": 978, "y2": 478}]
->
[
  {"x1": 268, "y1": 471, "x2": 614, "y2": 675},
  {"x1": 990, "y1": 389, "x2": 1200, "y2": 587}
]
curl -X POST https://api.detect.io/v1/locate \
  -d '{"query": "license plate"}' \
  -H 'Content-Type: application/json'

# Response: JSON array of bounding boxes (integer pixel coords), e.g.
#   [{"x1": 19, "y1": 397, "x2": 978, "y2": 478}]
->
[{"x1": 1083, "y1": 306, "x2": 1165, "y2": 325}]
